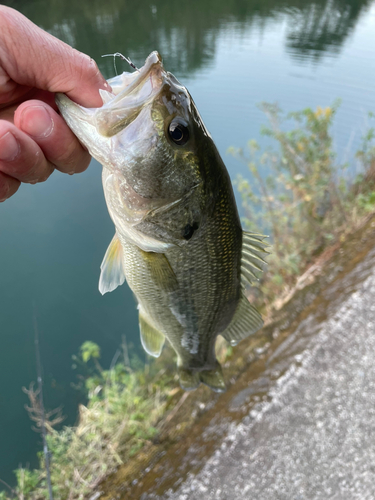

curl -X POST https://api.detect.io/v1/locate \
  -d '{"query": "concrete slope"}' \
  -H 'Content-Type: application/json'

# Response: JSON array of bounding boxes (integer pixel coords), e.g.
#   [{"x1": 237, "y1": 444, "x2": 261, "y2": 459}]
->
[
  {"x1": 132, "y1": 230, "x2": 375, "y2": 500},
  {"x1": 161, "y1": 245, "x2": 375, "y2": 500}
]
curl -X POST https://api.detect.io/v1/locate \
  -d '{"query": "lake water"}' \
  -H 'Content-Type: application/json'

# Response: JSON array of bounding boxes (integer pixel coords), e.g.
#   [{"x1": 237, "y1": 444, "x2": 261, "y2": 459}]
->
[{"x1": 1, "y1": 0, "x2": 375, "y2": 486}]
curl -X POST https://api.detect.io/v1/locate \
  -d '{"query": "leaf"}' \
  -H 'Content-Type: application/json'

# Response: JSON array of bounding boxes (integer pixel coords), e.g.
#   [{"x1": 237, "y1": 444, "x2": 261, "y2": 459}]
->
[{"x1": 80, "y1": 341, "x2": 101, "y2": 363}]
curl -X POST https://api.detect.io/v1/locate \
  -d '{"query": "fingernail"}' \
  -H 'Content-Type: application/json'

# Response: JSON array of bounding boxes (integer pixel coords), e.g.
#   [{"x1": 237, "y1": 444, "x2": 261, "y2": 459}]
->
[
  {"x1": 20, "y1": 106, "x2": 54, "y2": 138},
  {"x1": 0, "y1": 132, "x2": 20, "y2": 161},
  {"x1": 103, "y1": 81, "x2": 112, "y2": 92}
]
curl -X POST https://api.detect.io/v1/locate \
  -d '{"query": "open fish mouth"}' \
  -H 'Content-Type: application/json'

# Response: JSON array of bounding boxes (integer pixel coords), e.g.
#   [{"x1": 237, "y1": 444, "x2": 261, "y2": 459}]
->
[
  {"x1": 96, "y1": 51, "x2": 165, "y2": 137},
  {"x1": 56, "y1": 51, "x2": 166, "y2": 139}
]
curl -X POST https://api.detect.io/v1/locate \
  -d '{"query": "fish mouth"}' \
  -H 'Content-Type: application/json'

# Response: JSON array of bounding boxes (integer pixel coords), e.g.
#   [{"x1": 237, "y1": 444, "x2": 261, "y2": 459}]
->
[
  {"x1": 55, "y1": 52, "x2": 168, "y2": 173},
  {"x1": 95, "y1": 51, "x2": 165, "y2": 138}
]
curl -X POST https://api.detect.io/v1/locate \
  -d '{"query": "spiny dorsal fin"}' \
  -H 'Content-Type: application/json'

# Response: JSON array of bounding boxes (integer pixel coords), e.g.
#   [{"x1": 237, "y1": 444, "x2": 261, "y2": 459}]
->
[
  {"x1": 221, "y1": 293, "x2": 263, "y2": 346},
  {"x1": 99, "y1": 234, "x2": 125, "y2": 295},
  {"x1": 241, "y1": 230, "x2": 269, "y2": 286},
  {"x1": 139, "y1": 311, "x2": 165, "y2": 358}
]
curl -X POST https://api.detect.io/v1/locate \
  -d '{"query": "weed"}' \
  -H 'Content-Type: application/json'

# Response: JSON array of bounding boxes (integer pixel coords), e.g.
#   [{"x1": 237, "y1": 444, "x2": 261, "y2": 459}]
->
[
  {"x1": 230, "y1": 103, "x2": 375, "y2": 307},
  {"x1": 3, "y1": 342, "x2": 176, "y2": 500}
]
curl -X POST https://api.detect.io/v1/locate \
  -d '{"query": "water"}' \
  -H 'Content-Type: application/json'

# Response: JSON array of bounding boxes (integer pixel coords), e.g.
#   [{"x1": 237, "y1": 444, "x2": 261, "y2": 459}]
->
[{"x1": 1, "y1": 0, "x2": 375, "y2": 486}]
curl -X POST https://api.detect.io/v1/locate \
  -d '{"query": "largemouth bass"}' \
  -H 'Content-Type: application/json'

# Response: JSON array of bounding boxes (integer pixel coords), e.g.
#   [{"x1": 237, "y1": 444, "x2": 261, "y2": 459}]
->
[{"x1": 56, "y1": 52, "x2": 268, "y2": 392}]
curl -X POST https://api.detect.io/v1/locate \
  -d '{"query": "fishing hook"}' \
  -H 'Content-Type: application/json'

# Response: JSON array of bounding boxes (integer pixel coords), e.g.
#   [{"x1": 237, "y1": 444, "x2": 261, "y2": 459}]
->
[{"x1": 101, "y1": 52, "x2": 139, "y2": 75}]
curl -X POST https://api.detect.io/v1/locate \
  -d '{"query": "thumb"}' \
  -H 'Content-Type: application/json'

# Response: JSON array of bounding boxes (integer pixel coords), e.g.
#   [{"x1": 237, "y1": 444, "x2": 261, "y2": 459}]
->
[{"x1": 0, "y1": 6, "x2": 108, "y2": 108}]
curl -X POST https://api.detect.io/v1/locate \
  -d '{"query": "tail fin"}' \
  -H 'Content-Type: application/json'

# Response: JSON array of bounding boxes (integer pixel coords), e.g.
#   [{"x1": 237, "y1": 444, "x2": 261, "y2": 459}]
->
[
  {"x1": 178, "y1": 368, "x2": 200, "y2": 391},
  {"x1": 178, "y1": 363, "x2": 227, "y2": 393},
  {"x1": 199, "y1": 363, "x2": 226, "y2": 393}
]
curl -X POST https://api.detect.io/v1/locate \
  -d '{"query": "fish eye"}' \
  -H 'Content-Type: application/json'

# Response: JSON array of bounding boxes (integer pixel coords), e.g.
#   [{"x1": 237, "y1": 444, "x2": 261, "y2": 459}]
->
[{"x1": 168, "y1": 120, "x2": 189, "y2": 146}]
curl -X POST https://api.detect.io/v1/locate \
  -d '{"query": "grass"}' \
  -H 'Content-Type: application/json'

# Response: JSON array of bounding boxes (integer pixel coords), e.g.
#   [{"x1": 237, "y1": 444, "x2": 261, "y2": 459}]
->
[
  {"x1": 2, "y1": 102, "x2": 375, "y2": 500},
  {"x1": 1, "y1": 342, "x2": 178, "y2": 500}
]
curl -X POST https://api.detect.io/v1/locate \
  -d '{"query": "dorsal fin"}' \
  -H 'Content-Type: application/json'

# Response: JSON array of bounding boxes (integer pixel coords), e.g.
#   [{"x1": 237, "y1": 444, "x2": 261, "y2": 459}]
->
[
  {"x1": 242, "y1": 231, "x2": 269, "y2": 244},
  {"x1": 139, "y1": 311, "x2": 165, "y2": 358},
  {"x1": 99, "y1": 234, "x2": 125, "y2": 295},
  {"x1": 221, "y1": 293, "x2": 263, "y2": 346},
  {"x1": 241, "y1": 230, "x2": 269, "y2": 286}
]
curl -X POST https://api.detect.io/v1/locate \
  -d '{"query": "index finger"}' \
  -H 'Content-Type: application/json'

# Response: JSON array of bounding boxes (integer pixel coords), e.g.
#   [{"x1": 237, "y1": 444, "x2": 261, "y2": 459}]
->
[{"x1": 0, "y1": 6, "x2": 109, "y2": 108}]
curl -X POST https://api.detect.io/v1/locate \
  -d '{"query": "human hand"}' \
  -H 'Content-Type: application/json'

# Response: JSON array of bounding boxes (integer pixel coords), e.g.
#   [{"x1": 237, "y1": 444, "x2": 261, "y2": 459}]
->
[{"x1": 0, "y1": 6, "x2": 109, "y2": 202}]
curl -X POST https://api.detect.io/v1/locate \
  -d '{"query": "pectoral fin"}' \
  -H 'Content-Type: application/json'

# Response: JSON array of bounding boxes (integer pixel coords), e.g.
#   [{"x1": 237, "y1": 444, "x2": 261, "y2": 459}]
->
[
  {"x1": 140, "y1": 250, "x2": 178, "y2": 292},
  {"x1": 221, "y1": 293, "x2": 263, "y2": 346},
  {"x1": 99, "y1": 234, "x2": 126, "y2": 295},
  {"x1": 139, "y1": 312, "x2": 165, "y2": 358}
]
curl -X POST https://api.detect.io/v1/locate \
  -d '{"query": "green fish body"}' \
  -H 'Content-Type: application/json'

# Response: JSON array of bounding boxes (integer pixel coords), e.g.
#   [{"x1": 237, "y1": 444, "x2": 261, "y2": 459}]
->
[{"x1": 56, "y1": 52, "x2": 268, "y2": 392}]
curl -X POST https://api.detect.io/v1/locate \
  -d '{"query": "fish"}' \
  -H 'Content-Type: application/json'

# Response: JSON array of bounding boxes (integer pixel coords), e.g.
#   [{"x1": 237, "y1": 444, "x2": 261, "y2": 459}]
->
[{"x1": 56, "y1": 51, "x2": 268, "y2": 392}]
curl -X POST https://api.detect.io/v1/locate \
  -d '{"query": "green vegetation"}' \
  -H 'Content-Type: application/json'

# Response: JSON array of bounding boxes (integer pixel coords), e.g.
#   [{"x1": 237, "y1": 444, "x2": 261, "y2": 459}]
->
[
  {"x1": 2, "y1": 102, "x2": 375, "y2": 499},
  {"x1": 1, "y1": 341, "x2": 177, "y2": 500},
  {"x1": 230, "y1": 102, "x2": 375, "y2": 309}
]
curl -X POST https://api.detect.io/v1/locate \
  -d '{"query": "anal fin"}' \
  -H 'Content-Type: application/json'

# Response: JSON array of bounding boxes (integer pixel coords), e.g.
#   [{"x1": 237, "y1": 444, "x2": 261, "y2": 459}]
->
[
  {"x1": 139, "y1": 311, "x2": 165, "y2": 358},
  {"x1": 99, "y1": 234, "x2": 125, "y2": 295},
  {"x1": 221, "y1": 293, "x2": 263, "y2": 346}
]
